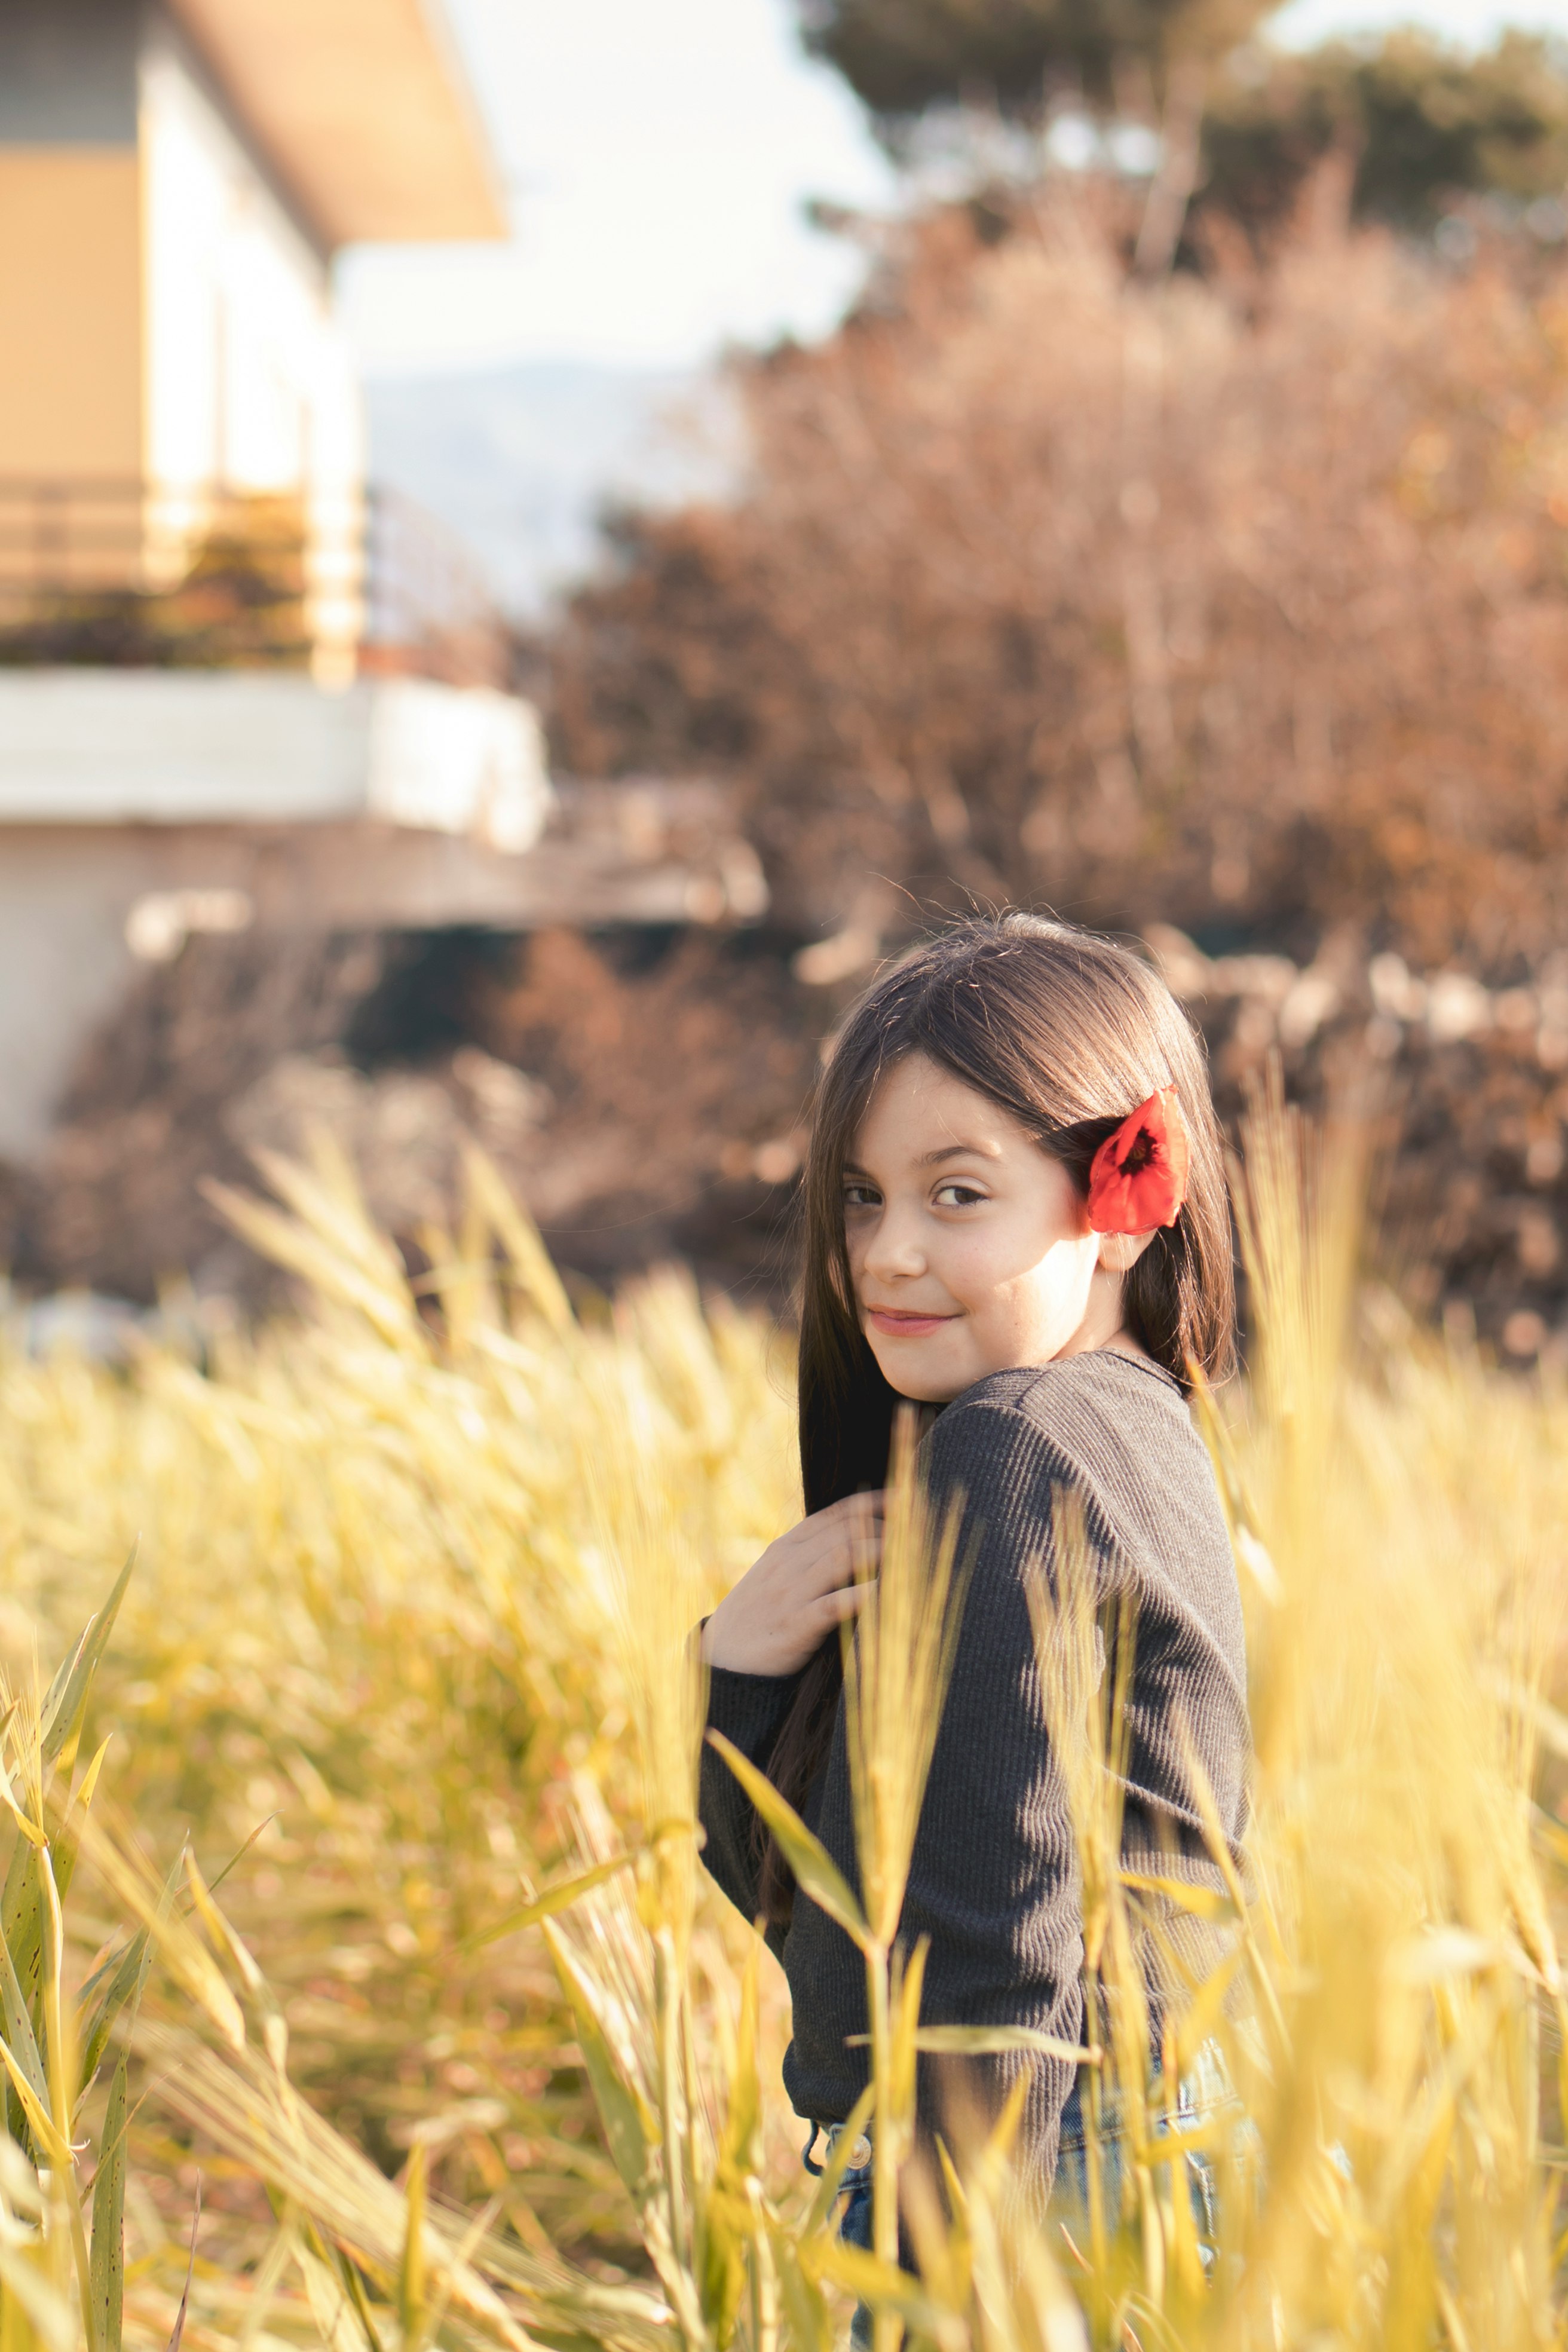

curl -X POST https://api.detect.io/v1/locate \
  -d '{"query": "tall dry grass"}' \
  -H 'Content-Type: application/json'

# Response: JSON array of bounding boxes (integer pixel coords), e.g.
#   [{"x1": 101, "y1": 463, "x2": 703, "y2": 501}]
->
[{"x1": 0, "y1": 1114, "x2": 1564, "y2": 2346}]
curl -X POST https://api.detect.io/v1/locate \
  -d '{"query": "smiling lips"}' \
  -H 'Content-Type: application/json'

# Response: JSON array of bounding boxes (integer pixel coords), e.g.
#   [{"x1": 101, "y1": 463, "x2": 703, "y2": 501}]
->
[{"x1": 865, "y1": 1306, "x2": 957, "y2": 1338}]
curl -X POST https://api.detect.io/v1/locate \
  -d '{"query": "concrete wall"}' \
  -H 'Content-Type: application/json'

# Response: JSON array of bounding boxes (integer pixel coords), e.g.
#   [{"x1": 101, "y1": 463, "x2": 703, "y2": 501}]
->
[
  {"x1": 0, "y1": 821, "x2": 559, "y2": 1159},
  {"x1": 0, "y1": 668, "x2": 550, "y2": 1155},
  {"x1": 0, "y1": 672, "x2": 549, "y2": 838},
  {"x1": 0, "y1": 831, "x2": 161, "y2": 1159},
  {"x1": 0, "y1": 767, "x2": 767, "y2": 1162}
]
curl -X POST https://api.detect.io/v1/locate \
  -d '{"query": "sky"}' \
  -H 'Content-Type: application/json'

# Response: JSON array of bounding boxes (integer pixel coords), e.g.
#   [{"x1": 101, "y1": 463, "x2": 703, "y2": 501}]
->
[{"x1": 336, "y1": 0, "x2": 1568, "y2": 380}]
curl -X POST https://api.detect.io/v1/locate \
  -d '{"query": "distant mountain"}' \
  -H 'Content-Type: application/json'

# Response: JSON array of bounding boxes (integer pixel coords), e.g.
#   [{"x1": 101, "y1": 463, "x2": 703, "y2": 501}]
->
[{"x1": 363, "y1": 361, "x2": 741, "y2": 621}]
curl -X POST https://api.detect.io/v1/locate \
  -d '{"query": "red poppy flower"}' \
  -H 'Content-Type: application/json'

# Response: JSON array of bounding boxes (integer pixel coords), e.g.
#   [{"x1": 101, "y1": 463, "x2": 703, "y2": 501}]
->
[{"x1": 1086, "y1": 1088, "x2": 1190, "y2": 1233}]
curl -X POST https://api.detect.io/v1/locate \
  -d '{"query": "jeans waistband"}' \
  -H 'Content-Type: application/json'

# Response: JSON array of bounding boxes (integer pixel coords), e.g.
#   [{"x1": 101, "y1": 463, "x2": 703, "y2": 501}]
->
[{"x1": 803, "y1": 2118, "x2": 874, "y2": 2188}]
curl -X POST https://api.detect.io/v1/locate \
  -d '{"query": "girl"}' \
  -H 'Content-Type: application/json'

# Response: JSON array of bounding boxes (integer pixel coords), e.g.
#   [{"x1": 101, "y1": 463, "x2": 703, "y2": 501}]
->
[{"x1": 697, "y1": 914, "x2": 1247, "y2": 2218}]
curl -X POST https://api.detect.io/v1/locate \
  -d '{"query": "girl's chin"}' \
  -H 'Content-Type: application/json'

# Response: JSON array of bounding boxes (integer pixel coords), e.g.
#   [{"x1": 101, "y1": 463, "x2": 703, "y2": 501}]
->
[{"x1": 866, "y1": 1337, "x2": 972, "y2": 1405}]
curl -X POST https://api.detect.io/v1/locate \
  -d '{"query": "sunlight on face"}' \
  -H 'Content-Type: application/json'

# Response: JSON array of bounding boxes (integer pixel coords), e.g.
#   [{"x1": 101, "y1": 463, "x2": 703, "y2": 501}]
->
[{"x1": 844, "y1": 1053, "x2": 1134, "y2": 1404}]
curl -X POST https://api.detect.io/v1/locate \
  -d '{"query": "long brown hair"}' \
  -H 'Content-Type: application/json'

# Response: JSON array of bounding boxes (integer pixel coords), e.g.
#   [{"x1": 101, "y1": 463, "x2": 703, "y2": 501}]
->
[{"x1": 758, "y1": 913, "x2": 1236, "y2": 1925}]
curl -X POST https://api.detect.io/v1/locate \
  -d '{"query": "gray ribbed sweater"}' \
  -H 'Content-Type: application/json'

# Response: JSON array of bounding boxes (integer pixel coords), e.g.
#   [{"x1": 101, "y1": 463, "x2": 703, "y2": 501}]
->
[{"x1": 698, "y1": 1349, "x2": 1248, "y2": 2197}]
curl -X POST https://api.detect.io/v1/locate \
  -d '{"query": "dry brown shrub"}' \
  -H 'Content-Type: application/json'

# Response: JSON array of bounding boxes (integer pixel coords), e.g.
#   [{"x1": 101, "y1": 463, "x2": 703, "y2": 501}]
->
[
  {"x1": 11, "y1": 927, "x2": 815, "y2": 1304},
  {"x1": 550, "y1": 185, "x2": 1568, "y2": 969}
]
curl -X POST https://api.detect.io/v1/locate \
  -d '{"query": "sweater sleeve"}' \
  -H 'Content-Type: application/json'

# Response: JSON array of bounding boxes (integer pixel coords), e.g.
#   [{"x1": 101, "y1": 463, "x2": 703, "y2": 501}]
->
[
  {"x1": 902, "y1": 1398, "x2": 1101, "y2": 2201},
  {"x1": 699, "y1": 1661, "x2": 802, "y2": 1936}
]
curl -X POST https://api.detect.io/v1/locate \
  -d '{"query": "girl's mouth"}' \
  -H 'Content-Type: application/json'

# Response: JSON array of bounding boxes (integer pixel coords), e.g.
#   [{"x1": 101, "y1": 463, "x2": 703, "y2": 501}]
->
[{"x1": 866, "y1": 1307, "x2": 958, "y2": 1338}]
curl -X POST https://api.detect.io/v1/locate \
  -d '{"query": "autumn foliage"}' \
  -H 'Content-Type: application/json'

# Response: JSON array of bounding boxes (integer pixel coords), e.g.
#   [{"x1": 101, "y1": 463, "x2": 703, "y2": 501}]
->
[{"x1": 550, "y1": 185, "x2": 1568, "y2": 974}]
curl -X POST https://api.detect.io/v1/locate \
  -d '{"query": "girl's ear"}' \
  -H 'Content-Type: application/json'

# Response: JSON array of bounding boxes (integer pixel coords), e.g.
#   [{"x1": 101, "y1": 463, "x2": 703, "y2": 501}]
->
[{"x1": 1096, "y1": 1229, "x2": 1158, "y2": 1274}]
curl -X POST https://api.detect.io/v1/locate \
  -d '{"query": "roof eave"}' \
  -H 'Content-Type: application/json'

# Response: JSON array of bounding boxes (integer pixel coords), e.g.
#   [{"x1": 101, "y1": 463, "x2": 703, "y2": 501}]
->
[{"x1": 166, "y1": 0, "x2": 507, "y2": 250}]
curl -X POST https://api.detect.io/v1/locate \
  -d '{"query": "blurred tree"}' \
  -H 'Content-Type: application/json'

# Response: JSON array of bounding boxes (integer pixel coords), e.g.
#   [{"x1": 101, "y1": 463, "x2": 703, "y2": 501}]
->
[
  {"x1": 798, "y1": 0, "x2": 1279, "y2": 274},
  {"x1": 797, "y1": 0, "x2": 1267, "y2": 115},
  {"x1": 801, "y1": 7, "x2": 1568, "y2": 258},
  {"x1": 1200, "y1": 31, "x2": 1568, "y2": 237},
  {"x1": 546, "y1": 193, "x2": 1568, "y2": 973}
]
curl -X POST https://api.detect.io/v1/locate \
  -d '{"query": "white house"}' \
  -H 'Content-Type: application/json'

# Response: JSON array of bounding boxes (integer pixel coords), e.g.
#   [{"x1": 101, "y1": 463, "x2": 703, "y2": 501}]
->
[
  {"x1": 0, "y1": 2, "x2": 767, "y2": 1172},
  {"x1": 0, "y1": 0, "x2": 504, "y2": 670},
  {"x1": 0, "y1": 3, "x2": 676, "y2": 1165}
]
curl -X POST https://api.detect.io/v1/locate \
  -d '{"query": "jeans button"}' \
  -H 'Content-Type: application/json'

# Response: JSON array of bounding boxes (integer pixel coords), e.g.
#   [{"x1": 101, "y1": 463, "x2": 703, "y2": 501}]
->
[{"x1": 848, "y1": 2135, "x2": 872, "y2": 2169}]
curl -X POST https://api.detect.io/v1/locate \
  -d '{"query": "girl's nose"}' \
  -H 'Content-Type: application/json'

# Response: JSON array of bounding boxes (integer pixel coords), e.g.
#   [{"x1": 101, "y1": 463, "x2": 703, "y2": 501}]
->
[{"x1": 862, "y1": 1206, "x2": 927, "y2": 1281}]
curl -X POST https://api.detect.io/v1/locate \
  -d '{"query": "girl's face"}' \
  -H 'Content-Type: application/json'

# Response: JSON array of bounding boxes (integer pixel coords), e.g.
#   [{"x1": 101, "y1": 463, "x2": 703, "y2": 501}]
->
[{"x1": 843, "y1": 1052, "x2": 1144, "y2": 1404}]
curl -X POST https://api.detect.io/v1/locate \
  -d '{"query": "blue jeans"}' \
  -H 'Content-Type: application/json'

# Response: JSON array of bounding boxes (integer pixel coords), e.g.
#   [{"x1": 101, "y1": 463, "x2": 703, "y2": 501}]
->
[
  {"x1": 804, "y1": 2121, "x2": 874, "y2": 2348},
  {"x1": 808, "y1": 2047, "x2": 1234, "y2": 2340},
  {"x1": 1052, "y1": 2042, "x2": 1232, "y2": 2262}
]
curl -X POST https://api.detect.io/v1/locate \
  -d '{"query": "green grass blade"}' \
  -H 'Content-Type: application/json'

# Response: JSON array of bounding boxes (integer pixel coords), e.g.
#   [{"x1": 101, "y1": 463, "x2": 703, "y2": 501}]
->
[
  {"x1": 0, "y1": 1913, "x2": 48, "y2": 2117},
  {"x1": 79, "y1": 1854, "x2": 177, "y2": 2106},
  {"x1": 166, "y1": 2183, "x2": 201, "y2": 2352},
  {"x1": 801, "y1": 2084, "x2": 876, "y2": 2238},
  {"x1": 0, "y1": 2033, "x2": 70, "y2": 2164},
  {"x1": 541, "y1": 1921, "x2": 656, "y2": 2199},
  {"x1": 1, "y1": 1830, "x2": 44, "y2": 2065},
  {"x1": 398, "y1": 2143, "x2": 427, "y2": 2347},
  {"x1": 41, "y1": 1547, "x2": 137, "y2": 1773},
  {"x1": 90, "y1": 2050, "x2": 128, "y2": 2352},
  {"x1": 705, "y1": 1732, "x2": 869, "y2": 1951},
  {"x1": 77, "y1": 1931, "x2": 149, "y2": 2101},
  {"x1": 463, "y1": 1852, "x2": 640, "y2": 1952}
]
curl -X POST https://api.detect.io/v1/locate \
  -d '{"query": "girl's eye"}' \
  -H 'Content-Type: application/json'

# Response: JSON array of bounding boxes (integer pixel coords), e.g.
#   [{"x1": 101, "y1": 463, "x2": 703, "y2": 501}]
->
[
  {"x1": 843, "y1": 1183, "x2": 881, "y2": 1210},
  {"x1": 935, "y1": 1183, "x2": 988, "y2": 1208}
]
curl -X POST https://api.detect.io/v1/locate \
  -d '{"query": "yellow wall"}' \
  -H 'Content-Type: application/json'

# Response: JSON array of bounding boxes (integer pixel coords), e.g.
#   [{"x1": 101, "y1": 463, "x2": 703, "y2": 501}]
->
[{"x1": 0, "y1": 148, "x2": 142, "y2": 477}]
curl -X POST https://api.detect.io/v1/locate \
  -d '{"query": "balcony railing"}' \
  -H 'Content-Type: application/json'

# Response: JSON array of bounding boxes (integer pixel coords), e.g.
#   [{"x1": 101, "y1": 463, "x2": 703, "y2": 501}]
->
[{"x1": 0, "y1": 478, "x2": 508, "y2": 687}]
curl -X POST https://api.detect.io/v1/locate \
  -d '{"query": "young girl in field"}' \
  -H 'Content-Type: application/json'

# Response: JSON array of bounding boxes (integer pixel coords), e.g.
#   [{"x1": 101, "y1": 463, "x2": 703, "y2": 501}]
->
[{"x1": 697, "y1": 914, "x2": 1248, "y2": 2229}]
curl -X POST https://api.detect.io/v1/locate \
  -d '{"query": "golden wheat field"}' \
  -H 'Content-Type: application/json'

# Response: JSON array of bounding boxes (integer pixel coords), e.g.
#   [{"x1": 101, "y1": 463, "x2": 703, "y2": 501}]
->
[{"x1": 0, "y1": 1104, "x2": 1564, "y2": 2352}]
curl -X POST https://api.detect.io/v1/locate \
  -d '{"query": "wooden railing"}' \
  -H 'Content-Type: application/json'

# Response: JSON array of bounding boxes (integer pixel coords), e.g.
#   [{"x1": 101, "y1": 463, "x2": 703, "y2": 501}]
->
[{"x1": 0, "y1": 478, "x2": 507, "y2": 685}]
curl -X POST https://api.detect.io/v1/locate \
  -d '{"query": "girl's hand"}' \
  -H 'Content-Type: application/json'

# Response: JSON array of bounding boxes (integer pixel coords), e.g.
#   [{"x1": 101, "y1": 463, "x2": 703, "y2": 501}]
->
[{"x1": 702, "y1": 1493, "x2": 884, "y2": 1677}]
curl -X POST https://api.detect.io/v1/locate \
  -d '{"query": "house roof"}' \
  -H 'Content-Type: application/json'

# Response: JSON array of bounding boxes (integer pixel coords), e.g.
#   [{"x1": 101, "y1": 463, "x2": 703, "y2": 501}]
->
[{"x1": 169, "y1": 0, "x2": 506, "y2": 246}]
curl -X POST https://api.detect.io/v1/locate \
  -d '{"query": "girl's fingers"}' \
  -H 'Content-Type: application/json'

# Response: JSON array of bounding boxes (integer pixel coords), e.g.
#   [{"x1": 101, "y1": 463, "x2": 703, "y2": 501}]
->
[
  {"x1": 829, "y1": 1491, "x2": 885, "y2": 1525},
  {"x1": 794, "y1": 1494, "x2": 883, "y2": 1558},
  {"x1": 815, "y1": 1581, "x2": 875, "y2": 1631},
  {"x1": 781, "y1": 1492, "x2": 886, "y2": 1598},
  {"x1": 800, "y1": 1524, "x2": 883, "y2": 1594}
]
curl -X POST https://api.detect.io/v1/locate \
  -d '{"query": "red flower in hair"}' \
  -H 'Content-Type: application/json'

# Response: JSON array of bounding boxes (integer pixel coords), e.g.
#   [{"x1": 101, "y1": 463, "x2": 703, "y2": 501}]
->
[{"x1": 1086, "y1": 1088, "x2": 1190, "y2": 1233}]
